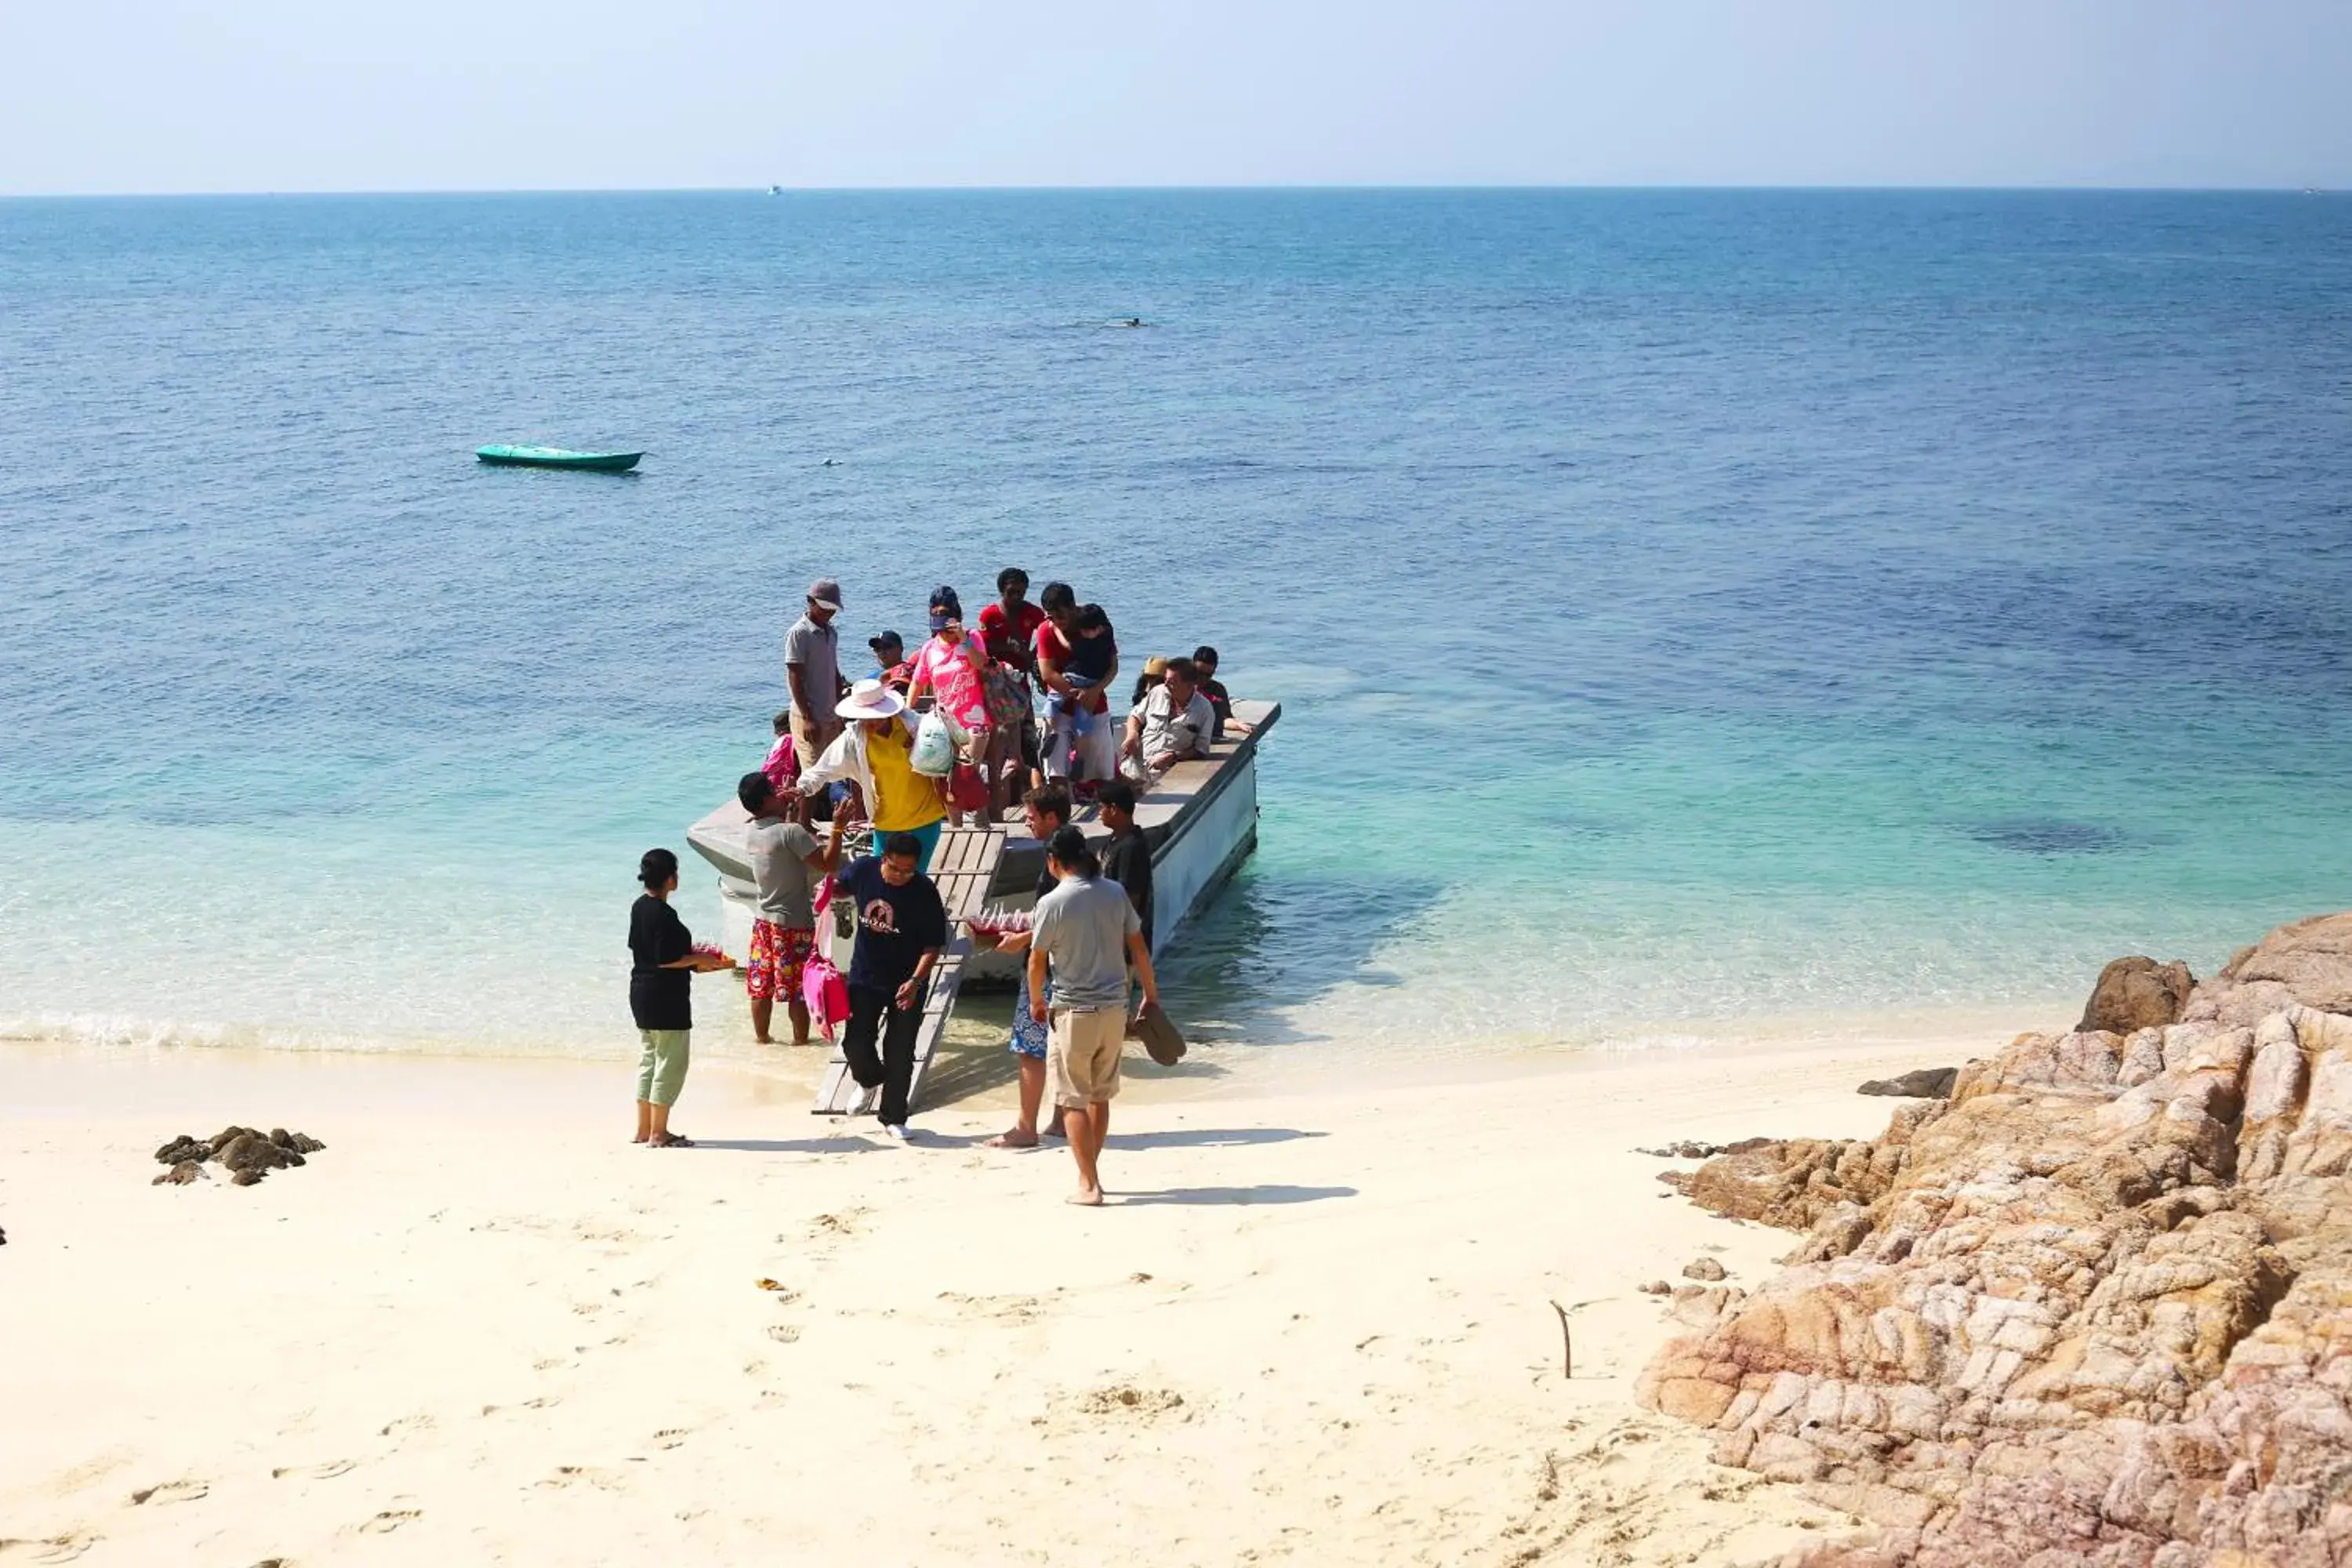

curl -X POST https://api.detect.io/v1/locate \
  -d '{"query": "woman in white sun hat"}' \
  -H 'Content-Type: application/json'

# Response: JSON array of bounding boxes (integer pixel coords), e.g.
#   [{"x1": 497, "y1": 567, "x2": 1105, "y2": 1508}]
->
[{"x1": 797, "y1": 677, "x2": 965, "y2": 873}]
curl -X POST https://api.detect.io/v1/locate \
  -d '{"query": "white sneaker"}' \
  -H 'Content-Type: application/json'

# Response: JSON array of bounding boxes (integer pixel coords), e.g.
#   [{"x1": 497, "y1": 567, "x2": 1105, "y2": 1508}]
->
[{"x1": 883, "y1": 1123, "x2": 910, "y2": 1142}]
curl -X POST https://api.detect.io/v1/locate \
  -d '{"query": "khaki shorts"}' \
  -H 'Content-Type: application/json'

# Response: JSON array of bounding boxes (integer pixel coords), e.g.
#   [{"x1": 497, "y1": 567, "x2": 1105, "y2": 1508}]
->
[
  {"x1": 789, "y1": 709, "x2": 835, "y2": 770},
  {"x1": 1048, "y1": 1007, "x2": 1124, "y2": 1108}
]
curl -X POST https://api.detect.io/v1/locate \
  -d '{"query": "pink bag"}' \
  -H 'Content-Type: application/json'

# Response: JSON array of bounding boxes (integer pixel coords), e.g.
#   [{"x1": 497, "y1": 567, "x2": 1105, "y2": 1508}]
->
[{"x1": 801, "y1": 875, "x2": 851, "y2": 1042}]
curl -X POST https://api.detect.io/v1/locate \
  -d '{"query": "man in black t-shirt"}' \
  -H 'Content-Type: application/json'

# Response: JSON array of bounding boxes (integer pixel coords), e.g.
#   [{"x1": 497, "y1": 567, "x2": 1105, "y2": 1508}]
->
[
  {"x1": 830, "y1": 832, "x2": 949, "y2": 1138},
  {"x1": 1094, "y1": 778, "x2": 1154, "y2": 949}
]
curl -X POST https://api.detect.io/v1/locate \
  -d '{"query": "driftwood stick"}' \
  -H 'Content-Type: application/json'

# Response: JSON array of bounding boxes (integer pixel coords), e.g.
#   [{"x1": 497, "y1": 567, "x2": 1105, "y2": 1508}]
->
[{"x1": 1549, "y1": 1298, "x2": 1573, "y2": 1378}]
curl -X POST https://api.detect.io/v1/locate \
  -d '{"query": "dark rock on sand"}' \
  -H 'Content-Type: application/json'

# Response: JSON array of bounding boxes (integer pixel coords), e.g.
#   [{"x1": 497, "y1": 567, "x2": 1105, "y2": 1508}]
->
[
  {"x1": 1679, "y1": 1256, "x2": 1726, "y2": 1282},
  {"x1": 1855, "y1": 1066, "x2": 1957, "y2": 1098},
  {"x1": 220, "y1": 1134, "x2": 296, "y2": 1174},
  {"x1": 1638, "y1": 906, "x2": 2352, "y2": 1568},
  {"x1": 155, "y1": 1125, "x2": 324, "y2": 1185},
  {"x1": 2078, "y1": 953, "x2": 2196, "y2": 1035},
  {"x1": 152, "y1": 1161, "x2": 207, "y2": 1186}
]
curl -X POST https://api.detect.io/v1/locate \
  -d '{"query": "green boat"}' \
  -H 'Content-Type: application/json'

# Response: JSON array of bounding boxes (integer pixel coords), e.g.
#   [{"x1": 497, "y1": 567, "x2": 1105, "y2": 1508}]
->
[{"x1": 475, "y1": 445, "x2": 643, "y2": 473}]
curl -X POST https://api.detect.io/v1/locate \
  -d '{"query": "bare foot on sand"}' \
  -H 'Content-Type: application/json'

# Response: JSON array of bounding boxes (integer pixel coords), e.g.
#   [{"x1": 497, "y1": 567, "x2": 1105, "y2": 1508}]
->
[
  {"x1": 1066, "y1": 1188, "x2": 1104, "y2": 1207},
  {"x1": 985, "y1": 1129, "x2": 1039, "y2": 1149}
]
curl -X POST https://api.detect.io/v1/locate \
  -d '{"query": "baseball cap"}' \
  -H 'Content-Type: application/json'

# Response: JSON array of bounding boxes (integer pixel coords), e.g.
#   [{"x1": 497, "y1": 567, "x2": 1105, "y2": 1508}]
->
[
  {"x1": 869, "y1": 629, "x2": 903, "y2": 653},
  {"x1": 808, "y1": 578, "x2": 843, "y2": 611}
]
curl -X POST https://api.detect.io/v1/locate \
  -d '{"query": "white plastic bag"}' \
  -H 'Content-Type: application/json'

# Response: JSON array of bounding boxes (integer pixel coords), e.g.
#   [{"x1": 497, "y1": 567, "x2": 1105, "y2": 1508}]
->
[{"x1": 909, "y1": 711, "x2": 957, "y2": 777}]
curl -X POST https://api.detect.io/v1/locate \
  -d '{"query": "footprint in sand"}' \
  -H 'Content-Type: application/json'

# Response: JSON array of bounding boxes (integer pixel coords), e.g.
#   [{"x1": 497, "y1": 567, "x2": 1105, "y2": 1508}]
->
[
  {"x1": 378, "y1": 1415, "x2": 434, "y2": 1439},
  {"x1": 129, "y1": 1480, "x2": 208, "y2": 1505},
  {"x1": 534, "y1": 1466, "x2": 624, "y2": 1493},
  {"x1": 270, "y1": 1461, "x2": 354, "y2": 1480},
  {"x1": 355, "y1": 1509, "x2": 420, "y2": 1534},
  {"x1": 13, "y1": 1535, "x2": 96, "y2": 1563},
  {"x1": 651, "y1": 1429, "x2": 689, "y2": 1450},
  {"x1": 766, "y1": 1324, "x2": 801, "y2": 1344},
  {"x1": 804, "y1": 1207, "x2": 869, "y2": 1241},
  {"x1": 936, "y1": 1290, "x2": 1041, "y2": 1325}
]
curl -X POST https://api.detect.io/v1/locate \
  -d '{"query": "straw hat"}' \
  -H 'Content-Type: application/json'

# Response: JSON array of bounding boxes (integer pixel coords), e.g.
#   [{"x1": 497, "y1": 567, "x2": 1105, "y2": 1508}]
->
[{"x1": 834, "y1": 677, "x2": 906, "y2": 721}]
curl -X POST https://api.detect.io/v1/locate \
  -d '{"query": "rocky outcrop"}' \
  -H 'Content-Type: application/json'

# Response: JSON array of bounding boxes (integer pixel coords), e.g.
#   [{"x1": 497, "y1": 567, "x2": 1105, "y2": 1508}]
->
[
  {"x1": 2080, "y1": 956, "x2": 2197, "y2": 1036},
  {"x1": 151, "y1": 1126, "x2": 326, "y2": 1187},
  {"x1": 2187, "y1": 912, "x2": 2352, "y2": 1029},
  {"x1": 1857, "y1": 1068, "x2": 1958, "y2": 1099},
  {"x1": 1637, "y1": 913, "x2": 2352, "y2": 1568}
]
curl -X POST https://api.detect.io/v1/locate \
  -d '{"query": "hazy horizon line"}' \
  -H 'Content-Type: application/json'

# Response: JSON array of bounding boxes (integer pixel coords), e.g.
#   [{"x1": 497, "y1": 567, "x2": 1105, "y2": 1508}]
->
[{"x1": 3, "y1": 180, "x2": 2339, "y2": 201}]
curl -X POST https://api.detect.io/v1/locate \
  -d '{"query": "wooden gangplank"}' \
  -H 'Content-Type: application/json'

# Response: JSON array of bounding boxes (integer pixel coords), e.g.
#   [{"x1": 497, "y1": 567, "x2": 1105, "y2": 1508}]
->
[{"x1": 812, "y1": 824, "x2": 1005, "y2": 1117}]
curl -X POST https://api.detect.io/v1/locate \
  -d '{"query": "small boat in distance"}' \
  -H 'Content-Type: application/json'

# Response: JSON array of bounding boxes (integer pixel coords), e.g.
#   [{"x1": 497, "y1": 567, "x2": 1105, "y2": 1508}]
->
[{"x1": 475, "y1": 445, "x2": 643, "y2": 473}]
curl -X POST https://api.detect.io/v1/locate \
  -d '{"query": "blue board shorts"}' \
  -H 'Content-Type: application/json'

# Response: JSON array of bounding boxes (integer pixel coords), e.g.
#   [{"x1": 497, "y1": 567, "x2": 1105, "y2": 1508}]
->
[{"x1": 1009, "y1": 967, "x2": 1051, "y2": 1059}]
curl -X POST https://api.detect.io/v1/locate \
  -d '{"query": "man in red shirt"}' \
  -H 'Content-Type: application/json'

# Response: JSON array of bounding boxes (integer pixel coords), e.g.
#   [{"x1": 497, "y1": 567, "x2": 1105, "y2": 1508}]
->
[
  {"x1": 979, "y1": 567, "x2": 1048, "y2": 798},
  {"x1": 1031, "y1": 583, "x2": 1119, "y2": 785}
]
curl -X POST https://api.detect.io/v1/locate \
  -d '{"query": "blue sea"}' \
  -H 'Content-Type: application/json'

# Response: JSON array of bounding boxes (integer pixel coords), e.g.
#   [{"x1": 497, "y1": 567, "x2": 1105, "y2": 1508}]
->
[{"x1": 3, "y1": 190, "x2": 2348, "y2": 1061}]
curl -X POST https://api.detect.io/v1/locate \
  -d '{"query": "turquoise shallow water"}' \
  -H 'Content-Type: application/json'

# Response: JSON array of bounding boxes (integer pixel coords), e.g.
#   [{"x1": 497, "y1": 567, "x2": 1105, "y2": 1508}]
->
[{"x1": 2, "y1": 190, "x2": 2348, "y2": 1058}]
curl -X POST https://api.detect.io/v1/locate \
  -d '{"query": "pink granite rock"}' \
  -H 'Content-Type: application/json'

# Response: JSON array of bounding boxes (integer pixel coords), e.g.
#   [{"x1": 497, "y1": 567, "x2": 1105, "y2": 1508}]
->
[{"x1": 1639, "y1": 911, "x2": 2352, "y2": 1568}]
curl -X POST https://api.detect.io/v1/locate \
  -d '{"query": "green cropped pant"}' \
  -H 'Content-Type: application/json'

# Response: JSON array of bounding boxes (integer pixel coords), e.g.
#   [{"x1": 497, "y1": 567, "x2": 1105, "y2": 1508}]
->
[{"x1": 635, "y1": 1029, "x2": 691, "y2": 1107}]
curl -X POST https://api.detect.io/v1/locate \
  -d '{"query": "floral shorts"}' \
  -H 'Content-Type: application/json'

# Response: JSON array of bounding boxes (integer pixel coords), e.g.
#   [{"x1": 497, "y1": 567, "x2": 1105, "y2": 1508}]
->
[
  {"x1": 746, "y1": 920, "x2": 815, "y2": 1002},
  {"x1": 1008, "y1": 968, "x2": 1051, "y2": 1060}
]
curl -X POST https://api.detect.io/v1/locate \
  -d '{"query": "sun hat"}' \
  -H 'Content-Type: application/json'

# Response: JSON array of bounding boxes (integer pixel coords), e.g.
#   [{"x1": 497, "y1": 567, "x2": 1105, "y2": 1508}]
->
[
  {"x1": 1142, "y1": 655, "x2": 1169, "y2": 680},
  {"x1": 834, "y1": 677, "x2": 906, "y2": 721},
  {"x1": 808, "y1": 578, "x2": 843, "y2": 612}
]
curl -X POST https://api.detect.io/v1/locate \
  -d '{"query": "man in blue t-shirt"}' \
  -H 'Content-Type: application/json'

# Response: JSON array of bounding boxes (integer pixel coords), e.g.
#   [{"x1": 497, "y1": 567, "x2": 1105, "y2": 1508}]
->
[{"x1": 831, "y1": 832, "x2": 949, "y2": 1138}]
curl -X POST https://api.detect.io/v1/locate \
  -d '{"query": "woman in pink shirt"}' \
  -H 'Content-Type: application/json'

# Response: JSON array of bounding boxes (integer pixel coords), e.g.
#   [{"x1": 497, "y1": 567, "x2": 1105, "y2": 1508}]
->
[{"x1": 906, "y1": 586, "x2": 996, "y2": 826}]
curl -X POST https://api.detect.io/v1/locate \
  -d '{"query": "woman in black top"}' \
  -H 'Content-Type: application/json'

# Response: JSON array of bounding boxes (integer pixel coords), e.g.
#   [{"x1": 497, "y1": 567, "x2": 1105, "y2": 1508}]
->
[{"x1": 629, "y1": 848, "x2": 731, "y2": 1148}]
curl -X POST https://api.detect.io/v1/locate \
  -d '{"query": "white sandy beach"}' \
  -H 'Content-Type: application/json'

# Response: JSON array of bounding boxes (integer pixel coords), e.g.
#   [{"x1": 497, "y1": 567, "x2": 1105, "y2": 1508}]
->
[{"x1": 0, "y1": 1025, "x2": 2035, "y2": 1566}]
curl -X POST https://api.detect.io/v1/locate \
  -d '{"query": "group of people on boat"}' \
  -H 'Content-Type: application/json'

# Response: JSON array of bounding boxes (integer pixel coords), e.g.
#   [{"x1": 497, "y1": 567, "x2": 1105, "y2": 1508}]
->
[{"x1": 625, "y1": 567, "x2": 1245, "y2": 1204}]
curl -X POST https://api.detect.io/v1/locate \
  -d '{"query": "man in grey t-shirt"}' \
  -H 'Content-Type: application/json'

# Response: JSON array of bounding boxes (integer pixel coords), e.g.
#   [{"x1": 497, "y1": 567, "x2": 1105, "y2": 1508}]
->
[
  {"x1": 785, "y1": 577, "x2": 847, "y2": 770},
  {"x1": 738, "y1": 772, "x2": 829, "y2": 1045},
  {"x1": 1027, "y1": 825, "x2": 1160, "y2": 1207}
]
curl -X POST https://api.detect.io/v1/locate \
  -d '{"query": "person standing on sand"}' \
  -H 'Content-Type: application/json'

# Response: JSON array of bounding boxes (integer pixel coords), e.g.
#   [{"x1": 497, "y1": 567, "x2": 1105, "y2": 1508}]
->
[
  {"x1": 785, "y1": 578, "x2": 848, "y2": 770},
  {"x1": 739, "y1": 771, "x2": 828, "y2": 1047},
  {"x1": 629, "y1": 848, "x2": 732, "y2": 1149},
  {"x1": 1029, "y1": 825, "x2": 1161, "y2": 1205},
  {"x1": 833, "y1": 830, "x2": 949, "y2": 1141},
  {"x1": 985, "y1": 782, "x2": 1074, "y2": 1150}
]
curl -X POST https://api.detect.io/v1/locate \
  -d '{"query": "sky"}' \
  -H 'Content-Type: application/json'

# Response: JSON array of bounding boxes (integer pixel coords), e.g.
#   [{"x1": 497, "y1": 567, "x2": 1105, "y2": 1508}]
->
[{"x1": 4, "y1": 0, "x2": 2349, "y2": 194}]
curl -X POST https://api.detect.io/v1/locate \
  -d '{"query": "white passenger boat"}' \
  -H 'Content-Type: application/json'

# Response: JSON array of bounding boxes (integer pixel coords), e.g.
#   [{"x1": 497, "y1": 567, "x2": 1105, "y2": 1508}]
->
[{"x1": 684, "y1": 699, "x2": 1279, "y2": 978}]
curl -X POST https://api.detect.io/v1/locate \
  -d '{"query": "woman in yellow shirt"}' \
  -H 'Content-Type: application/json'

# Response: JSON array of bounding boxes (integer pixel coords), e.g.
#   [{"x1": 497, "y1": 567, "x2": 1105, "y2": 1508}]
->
[{"x1": 797, "y1": 678, "x2": 952, "y2": 871}]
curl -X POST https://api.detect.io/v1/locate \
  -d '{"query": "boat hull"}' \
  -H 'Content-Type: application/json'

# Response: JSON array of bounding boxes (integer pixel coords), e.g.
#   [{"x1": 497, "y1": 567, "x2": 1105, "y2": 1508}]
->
[
  {"x1": 686, "y1": 701, "x2": 1279, "y2": 985},
  {"x1": 475, "y1": 445, "x2": 643, "y2": 472}
]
